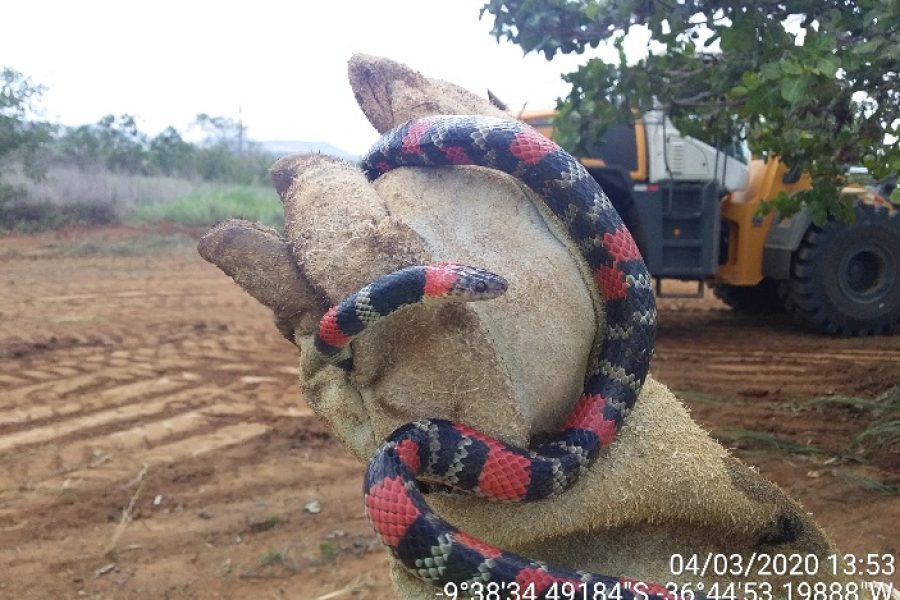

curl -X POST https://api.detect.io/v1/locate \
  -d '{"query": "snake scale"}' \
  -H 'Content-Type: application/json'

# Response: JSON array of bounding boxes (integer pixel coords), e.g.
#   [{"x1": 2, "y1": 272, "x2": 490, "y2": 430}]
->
[{"x1": 313, "y1": 115, "x2": 686, "y2": 599}]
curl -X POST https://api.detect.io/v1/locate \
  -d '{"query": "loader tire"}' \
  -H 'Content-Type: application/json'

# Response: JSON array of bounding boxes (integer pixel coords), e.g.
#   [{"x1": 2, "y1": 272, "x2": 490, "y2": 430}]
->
[
  {"x1": 713, "y1": 279, "x2": 785, "y2": 315},
  {"x1": 780, "y1": 203, "x2": 900, "y2": 335}
]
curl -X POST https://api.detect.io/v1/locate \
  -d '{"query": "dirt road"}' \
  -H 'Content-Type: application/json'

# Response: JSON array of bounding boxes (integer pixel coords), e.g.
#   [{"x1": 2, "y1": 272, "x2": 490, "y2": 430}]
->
[{"x1": 1, "y1": 227, "x2": 897, "y2": 599}]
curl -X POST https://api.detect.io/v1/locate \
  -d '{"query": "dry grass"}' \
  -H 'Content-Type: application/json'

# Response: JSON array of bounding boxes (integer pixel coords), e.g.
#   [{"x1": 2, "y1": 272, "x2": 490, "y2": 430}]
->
[
  {"x1": 7, "y1": 165, "x2": 223, "y2": 211},
  {"x1": 838, "y1": 472, "x2": 899, "y2": 495},
  {"x1": 2, "y1": 165, "x2": 281, "y2": 232},
  {"x1": 807, "y1": 387, "x2": 900, "y2": 454},
  {"x1": 712, "y1": 427, "x2": 829, "y2": 455},
  {"x1": 102, "y1": 464, "x2": 148, "y2": 559}
]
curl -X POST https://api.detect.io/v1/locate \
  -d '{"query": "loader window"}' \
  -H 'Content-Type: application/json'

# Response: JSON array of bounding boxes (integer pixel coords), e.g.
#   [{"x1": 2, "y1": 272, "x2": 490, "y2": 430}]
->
[
  {"x1": 720, "y1": 139, "x2": 750, "y2": 165},
  {"x1": 582, "y1": 124, "x2": 639, "y2": 173}
]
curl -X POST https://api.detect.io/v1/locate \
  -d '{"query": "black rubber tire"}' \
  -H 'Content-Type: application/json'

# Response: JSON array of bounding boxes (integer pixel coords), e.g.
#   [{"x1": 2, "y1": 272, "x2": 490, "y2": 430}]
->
[
  {"x1": 713, "y1": 279, "x2": 785, "y2": 315},
  {"x1": 780, "y1": 203, "x2": 900, "y2": 336}
]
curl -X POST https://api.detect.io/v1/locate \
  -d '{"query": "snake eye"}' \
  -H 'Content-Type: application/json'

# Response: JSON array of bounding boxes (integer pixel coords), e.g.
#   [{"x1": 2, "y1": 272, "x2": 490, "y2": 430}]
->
[{"x1": 474, "y1": 281, "x2": 487, "y2": 293}]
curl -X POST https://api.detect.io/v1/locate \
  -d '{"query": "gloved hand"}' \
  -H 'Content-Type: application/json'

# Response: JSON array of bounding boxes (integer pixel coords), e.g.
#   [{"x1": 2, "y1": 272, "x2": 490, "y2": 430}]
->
[{"x1": 199, "y1": 54, "x2": 836, "y2": 599}]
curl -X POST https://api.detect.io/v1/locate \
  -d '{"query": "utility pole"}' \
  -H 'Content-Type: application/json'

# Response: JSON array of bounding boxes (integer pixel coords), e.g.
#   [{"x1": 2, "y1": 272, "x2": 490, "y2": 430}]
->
[{"x1": 238, "y1": 105, "x2": 244, "y2": 154}]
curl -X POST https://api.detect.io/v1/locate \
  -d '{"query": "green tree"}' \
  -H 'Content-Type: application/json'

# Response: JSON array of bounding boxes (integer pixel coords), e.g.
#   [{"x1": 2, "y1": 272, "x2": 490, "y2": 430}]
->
[
  {"x1": 193, "y1": 113, "x2": 247, "y2": 152},
  {"x1": 191, "y1": 113, "x2": 270, "y2": 184},
  {"x1": 95, "y1": 114, "x2": 149, "y2": 174},
  {"x1": 193, "y1": 144, "x2": 271, "y2": 185},
  {"x1": 483, "y1": 0, "x2": 899, "y2": 219},
  {"x1": 58, "y1": 114, "x2": 150, "y2": 174},
  {"x1": 149, "y1": 126, "x2": 195, "y2": 177},
  {"x1": 0, "y1": 68, "x2": 53, "y2": 203},
  {"x1": 58, "y1": 123, "x2": 106, "y2": 169}
]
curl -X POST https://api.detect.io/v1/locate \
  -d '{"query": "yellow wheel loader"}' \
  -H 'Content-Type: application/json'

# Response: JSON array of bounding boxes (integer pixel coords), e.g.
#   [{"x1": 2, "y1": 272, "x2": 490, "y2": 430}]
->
[{"x1": 522, "y1": 110, "x2": 900, "y2": 336}]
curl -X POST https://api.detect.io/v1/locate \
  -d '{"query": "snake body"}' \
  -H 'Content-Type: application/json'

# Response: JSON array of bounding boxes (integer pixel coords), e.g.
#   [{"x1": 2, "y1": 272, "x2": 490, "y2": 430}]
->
[
  {"x1": 316, "y1": 115, "x2": 665, "y2": 598},
  {"x1": 314, "y1": 264, "x2": 509, "y2": 368}
]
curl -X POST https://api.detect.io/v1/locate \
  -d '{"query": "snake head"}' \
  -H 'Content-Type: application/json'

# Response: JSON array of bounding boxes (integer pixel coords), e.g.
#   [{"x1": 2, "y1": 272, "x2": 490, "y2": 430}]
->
[{"x1": 426, "y1": 264, "x2": 508, "y2": 302}]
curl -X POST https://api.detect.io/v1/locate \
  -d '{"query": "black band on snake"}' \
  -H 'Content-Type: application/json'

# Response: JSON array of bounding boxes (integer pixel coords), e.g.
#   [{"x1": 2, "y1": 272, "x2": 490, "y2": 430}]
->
[{"x1": 313, "y1": 115, "x2": 680, "y2": 599}]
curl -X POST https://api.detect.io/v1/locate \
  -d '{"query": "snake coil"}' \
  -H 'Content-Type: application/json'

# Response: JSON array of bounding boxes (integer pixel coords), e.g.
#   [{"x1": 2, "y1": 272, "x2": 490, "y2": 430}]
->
[{"x1": 314, "y1": 115, "x2": 684, "y2": 599}]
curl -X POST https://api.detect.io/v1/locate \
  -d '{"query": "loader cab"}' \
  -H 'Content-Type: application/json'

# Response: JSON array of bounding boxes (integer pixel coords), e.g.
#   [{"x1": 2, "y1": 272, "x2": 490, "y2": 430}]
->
[{"x1": 521, "y1": 109, "x2": 750, "y2": 283}]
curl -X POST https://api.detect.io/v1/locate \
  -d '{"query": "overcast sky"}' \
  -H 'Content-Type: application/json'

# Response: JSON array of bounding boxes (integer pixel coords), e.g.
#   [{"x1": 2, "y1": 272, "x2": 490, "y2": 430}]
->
[{"x1": 1, "y1": 1, "x2": 650, "y2": 155}]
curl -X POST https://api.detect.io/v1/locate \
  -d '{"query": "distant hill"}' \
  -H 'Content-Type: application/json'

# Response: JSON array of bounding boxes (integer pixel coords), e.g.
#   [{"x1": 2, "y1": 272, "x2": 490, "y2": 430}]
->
[{"x1": 256, "y1": 140, "x2": 357, "y2": 162}]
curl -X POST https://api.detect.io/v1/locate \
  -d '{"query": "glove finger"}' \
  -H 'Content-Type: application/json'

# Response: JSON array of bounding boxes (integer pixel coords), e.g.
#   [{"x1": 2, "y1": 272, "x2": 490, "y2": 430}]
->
[
  {"x1": 348, "y1": 53, "x2": 509, "y2": 133},
  {"x1": 271, "y1": 153, "x2": 428, "y2": 301},
  {"x1": 197, "y1": 219, "x2": 325, "y2": 340}
]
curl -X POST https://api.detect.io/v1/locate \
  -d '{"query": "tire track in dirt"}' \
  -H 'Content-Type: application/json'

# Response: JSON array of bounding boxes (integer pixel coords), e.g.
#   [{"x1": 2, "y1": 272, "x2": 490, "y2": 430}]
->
[
  {"x1": 643, "y1": 294, "x2": 899, "y2": 402},
  {"x1": 0, "y1": 392, "x2": 238, "y2": 491},
  {"x1": 0, "y1": 375, "x2": 189, "y2": 424},
  {"x1": 654, "y1": 320, "x2": 900, "y2": 401},
  {"x1": 1, "y1": 252, "x2": 296, "y2": 495},
  {"x1": 0, "y1": 340, "x2": 296, "y2": 486},
  {"x1": 653, "y1": 311, "x2": 899, "y2": 448}
]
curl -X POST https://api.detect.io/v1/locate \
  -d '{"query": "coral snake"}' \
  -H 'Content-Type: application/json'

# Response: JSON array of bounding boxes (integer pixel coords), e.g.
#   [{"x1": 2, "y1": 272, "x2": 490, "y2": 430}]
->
[{"x1": 313, "y1": 115, "x2": 692, "y2": 599}]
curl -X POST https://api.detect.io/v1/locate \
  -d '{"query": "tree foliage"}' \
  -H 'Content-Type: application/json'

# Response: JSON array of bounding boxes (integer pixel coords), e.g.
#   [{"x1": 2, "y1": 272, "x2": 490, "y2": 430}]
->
[
  {"x1": 193, "y1": 113, "x2": 248, "y2": 152},
  {"x1": 189, "y1": 114, "x2": 270, "y2": 183},
  {"x1": 1, "y1": 65, "x2": 273, "y2": 194},
  {"x1": 149, "y1": 126, "x2": 196, "y2": 178},
  {"x1": 483, "y1": 0, "x2": 899, "y2": 219},
  {"x1": 53, "y1": 113, "x2": 271, "y2": 185},
  {"x1": 59, "y1": 114, "x2": 149, "y2": 174},
  {"x1": 0, "y1": 68, "x2": 53, "y2": 203}
]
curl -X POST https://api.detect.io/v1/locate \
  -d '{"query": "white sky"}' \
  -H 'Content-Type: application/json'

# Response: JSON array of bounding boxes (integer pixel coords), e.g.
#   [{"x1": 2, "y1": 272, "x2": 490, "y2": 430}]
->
[{"x1": 1, "y1": 0, "x2": 649, "y2": 155}]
